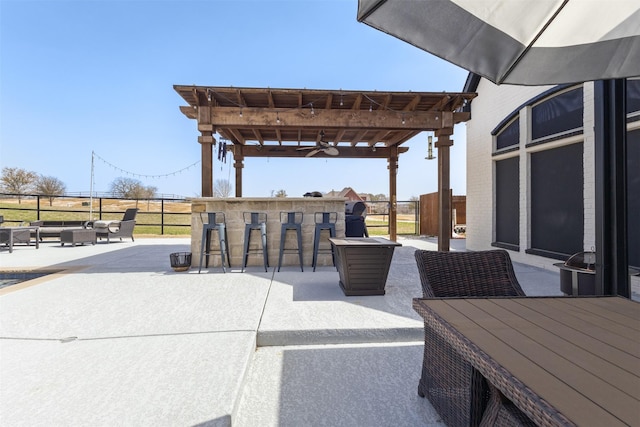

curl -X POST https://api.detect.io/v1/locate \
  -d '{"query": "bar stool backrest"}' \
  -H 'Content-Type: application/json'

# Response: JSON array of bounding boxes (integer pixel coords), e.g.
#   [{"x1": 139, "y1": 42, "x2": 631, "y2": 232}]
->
[
  {"x1": 315, "y1": 212, "x2": 337, "y2": 224},
  {"x1": 200, "y1": 212, "x2": 225, "y2": 225},
  {"x1": 281, "y1": 211, "x2": 303, "y2": 224},
  {"x1": 244, "y1": 212, "x2": 267, "y2": 225}
]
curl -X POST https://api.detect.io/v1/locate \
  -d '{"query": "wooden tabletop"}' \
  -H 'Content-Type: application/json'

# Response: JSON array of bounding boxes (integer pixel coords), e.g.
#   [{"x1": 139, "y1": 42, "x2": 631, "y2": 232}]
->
[
  {"x1": 412, "y1": 296, "x2": 640, "y2": 426},
  {"x1": 329, "y1": 237, "x2": 401, "y2": 247}
]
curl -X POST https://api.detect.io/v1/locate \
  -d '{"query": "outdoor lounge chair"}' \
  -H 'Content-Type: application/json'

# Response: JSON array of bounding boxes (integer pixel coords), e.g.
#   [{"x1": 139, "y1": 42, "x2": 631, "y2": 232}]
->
[
  {"x1": 414, "y1": 249, "x2": 532, "y2": 427},
  {"x1": 86, "y1": 208, "x2": 138, "y2": 243}
]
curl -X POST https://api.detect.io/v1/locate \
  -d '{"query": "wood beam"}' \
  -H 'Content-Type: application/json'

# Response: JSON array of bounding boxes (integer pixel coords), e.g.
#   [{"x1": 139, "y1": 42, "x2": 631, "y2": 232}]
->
[
  {"x1": 388, "y1": 146, "x2": 398, "y2": 241},
  {"x1": 200, "y1": 133, "x2": 214, "y2": 197},
  {"x1": 180, "y1": 105, "x2": 197, "y2": 119},
  {"x1": 435, "y1": 128, "x2": 454, "y2": 251},
  {"x1": 368, "y1": 130, "x2": 391, "y2": 147},
  {"x1": 251, "y1": 129, "x2": 264, "y2": 144},
  {"x1": 233, "y1": 147, "x2": 244, "y2": 197},
  {"x1": 350, "y1": 129, "x2": 369, "y2": 146},
  {"x1": 238, "y1": 145, "x2": 408, "y2": 158},
  {"x1": 403, "y1": 95, "x2": 421, "y2": 111},
  {"x1": 207, "y1": 107, "x2": 453, "y2": 130}
]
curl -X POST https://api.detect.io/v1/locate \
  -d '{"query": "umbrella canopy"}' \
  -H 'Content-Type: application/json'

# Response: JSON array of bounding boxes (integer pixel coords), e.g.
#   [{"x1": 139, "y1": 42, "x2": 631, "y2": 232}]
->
[
  {"x1": 358, "y1": 0, "x2": 639, "y2": 297},
  {"x1": 358, "y1": 0, "x2": 640, "y2": 85}
]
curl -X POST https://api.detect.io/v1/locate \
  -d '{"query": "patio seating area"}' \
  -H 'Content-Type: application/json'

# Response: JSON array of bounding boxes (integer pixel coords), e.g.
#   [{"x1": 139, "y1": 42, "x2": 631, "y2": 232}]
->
[{"x1": 1, "y1": 237, "x2": 637, "y2": 426}]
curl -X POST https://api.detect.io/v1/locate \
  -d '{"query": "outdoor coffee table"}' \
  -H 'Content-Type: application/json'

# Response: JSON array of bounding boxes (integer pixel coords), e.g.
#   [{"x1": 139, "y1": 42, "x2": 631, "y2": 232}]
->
[
  {"x1": 412, "y1": 296, "x2": 640, "y2": 426},
  {"x1": 329, "y1": 237, "x2": 401, "y2": 296},
  {"x1": 60, "y1": 229, "x2": 97, "y2": 246},
  {"x1": 0, "y1": 226, "x2": 40, "y2": 253}
]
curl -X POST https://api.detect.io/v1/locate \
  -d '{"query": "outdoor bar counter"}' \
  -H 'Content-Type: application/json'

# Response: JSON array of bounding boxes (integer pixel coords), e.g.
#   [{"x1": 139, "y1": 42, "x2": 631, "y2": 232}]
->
[{"x1": 191, "y1": 197, "x2": 346, "y2": 269}]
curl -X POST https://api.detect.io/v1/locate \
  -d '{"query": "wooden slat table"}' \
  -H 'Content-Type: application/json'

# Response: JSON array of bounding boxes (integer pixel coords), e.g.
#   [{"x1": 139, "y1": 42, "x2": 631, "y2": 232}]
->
[{"x1": 413, "y1": 296, "x2": 640, "y2": 426}]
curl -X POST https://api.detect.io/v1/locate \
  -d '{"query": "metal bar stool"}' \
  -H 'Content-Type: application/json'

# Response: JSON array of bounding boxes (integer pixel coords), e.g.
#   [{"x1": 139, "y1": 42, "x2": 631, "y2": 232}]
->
[
  {"x1": 277, "y1": 211, "x2": 304, "y2": 272},
  {"x1": 198, "y1": 212, "x2": 230, "y2": 273},
  {"x1": 312, "y1": 211, "x2": 337, "y2": 271},
  {"x1": 242, "y1": 212, "x2": 269, "y2": 272}
]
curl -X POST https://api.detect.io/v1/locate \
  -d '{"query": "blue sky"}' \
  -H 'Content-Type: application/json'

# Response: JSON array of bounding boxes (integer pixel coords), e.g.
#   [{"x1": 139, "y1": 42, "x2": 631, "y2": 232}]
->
[{"x1": 0, "y1": 0, "x2": 469, "y2": 200}]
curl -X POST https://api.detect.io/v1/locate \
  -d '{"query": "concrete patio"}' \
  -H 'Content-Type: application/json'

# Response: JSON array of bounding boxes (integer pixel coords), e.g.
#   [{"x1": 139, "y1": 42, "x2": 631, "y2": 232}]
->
[{"x1": 1, "y1": 236, "x2": 635, "y2": 426}]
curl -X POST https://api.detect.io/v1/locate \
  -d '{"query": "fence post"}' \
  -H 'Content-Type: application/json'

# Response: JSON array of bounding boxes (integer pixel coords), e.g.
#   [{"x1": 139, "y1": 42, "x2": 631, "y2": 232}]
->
[{"x1": 161, "y1": 199, "x2": 165, "y2": 235}]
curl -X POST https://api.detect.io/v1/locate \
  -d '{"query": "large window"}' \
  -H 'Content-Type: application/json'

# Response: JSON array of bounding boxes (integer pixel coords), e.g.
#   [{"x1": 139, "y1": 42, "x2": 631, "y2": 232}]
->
[
  {"x1": 532, "y1": 87, "x2": 583, "y2": 141},
  {"x1": 494, "y1": 157, "x2": 519, "y2": 250},
  {"x1": 529, "y1": 143, "x2": 584, "y2": 259},
  {"x1": 496, "y1": 118, "x2": 519, "y2": 151},
  {"x1": 628, "y1": 129, "x2": 639, "y2": 269},
  {"x1": 627, "y1": 79, "x2": 640, "y2": 116}
]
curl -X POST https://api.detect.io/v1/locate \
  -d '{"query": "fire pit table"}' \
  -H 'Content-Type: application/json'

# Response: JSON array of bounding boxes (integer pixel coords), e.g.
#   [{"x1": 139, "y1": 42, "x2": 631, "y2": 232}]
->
[{"x1": 329, "y1": 237, "x2": 401, "y2": 296}]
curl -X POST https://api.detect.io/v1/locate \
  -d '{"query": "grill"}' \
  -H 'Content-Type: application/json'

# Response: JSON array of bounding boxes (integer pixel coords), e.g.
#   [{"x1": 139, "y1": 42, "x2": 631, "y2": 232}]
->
[
  {"x1": 345, "y1": 201, "x2": 368, "y2": 237},
  {"x1": 554, "y1": 251, "x2": 596, "y2": 295}
]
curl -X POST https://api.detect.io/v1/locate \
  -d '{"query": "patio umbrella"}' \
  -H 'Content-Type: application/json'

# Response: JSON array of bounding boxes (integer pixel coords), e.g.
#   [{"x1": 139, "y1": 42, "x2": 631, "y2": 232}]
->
[
  {"x1": 357, "y1": 0, "x2": 640, "y2": 297},
  {"x1": 357, "y1": 0, "x2": 640, "y2": 86}
]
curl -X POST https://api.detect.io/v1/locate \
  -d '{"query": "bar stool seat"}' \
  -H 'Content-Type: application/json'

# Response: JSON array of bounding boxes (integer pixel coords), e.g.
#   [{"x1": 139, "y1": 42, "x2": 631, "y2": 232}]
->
[
  {"x1": 278, "y1": 211, "x2": 304, "y2": 272},
  {"x1": 242, "y1": 212, "x2": 269, "y2": 272},
  {"x1": 199, "y1": 212, "x2": 230, "y2": 273},
  {"x1": 312, "y1": 211, "x2": 337, "y2": 271}
]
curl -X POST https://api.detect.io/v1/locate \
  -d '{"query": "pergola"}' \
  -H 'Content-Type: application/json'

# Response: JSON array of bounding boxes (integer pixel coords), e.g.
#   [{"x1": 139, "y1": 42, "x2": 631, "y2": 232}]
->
[{"x1": 174, "y1": 86, "x2": 476, "y2": 248}]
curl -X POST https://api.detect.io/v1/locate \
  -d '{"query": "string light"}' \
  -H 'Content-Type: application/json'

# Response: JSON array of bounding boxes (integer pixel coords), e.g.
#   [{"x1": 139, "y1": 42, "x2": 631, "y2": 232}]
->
[{"x1": 93, "y1": 152, "x2": 200, "y2": 179}]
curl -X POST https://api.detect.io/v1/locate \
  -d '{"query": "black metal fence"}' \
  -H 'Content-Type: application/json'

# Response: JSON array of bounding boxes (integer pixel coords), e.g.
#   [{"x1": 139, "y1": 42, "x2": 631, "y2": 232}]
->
[
  {"x1": 0, "y1": 193, "x2": 192, "y2": 235},
  {"x1": 0, "y1": 193, "x2": 420, "y2": 236}
]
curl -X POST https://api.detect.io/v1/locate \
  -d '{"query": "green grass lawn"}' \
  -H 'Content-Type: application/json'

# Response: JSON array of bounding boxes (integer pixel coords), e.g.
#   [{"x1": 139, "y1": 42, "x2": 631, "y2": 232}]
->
[{"x1": 2, "y1": 200, "x2": 417, "y2": 237}]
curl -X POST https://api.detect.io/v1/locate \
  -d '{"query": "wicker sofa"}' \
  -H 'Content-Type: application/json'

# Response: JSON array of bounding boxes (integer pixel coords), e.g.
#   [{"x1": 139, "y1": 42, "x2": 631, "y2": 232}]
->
[{"x1": 29, "y1": 220, "x2": 87, "y2": 241}]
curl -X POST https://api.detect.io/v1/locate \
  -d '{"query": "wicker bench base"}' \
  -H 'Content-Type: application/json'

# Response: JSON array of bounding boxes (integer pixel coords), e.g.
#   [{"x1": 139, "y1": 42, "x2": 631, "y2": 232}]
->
[{"x1": 60, "y1": 229, "x2": 97, "y2": 247}]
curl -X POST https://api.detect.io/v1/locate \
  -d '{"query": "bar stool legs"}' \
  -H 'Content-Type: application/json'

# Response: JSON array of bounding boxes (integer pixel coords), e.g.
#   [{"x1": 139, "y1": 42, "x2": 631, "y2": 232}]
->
[
  {"x1": 312, "y1": 212, "x2": 337, "y2": 271},
  {"x1": 198, "y1": 212, "x2": 230, "y2": 273},
  {"x1": 242, "y1": 212, "x2": 269, "y2": 272},
  {"x1": 278, "y1": 212, "x2": 303, "y2": 272}
]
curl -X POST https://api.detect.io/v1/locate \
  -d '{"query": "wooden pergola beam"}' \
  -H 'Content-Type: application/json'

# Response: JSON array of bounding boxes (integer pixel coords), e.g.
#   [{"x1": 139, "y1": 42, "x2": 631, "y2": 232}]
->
[
  {"x1": 208, "y1": 108, "x2": 455, "y2": 130},
  {"x1": 236, "y1": 145, "x2": 409, "y2": 158}
]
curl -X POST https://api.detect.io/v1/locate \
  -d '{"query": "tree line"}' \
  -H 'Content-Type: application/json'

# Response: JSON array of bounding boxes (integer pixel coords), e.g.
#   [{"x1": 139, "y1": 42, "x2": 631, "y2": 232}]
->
[{"x1": 0, "y1": 167, "x2": 158, "y2": 205}]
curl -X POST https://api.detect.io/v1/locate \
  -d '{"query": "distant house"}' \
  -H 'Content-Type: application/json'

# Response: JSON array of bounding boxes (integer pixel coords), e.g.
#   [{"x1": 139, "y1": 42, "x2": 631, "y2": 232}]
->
[
  {"x1": 463, "y1": 75, "x2": 639, "y2": 270},
  {"x1": 324, "y1": 187, "x2": 366, "y2": 202}
]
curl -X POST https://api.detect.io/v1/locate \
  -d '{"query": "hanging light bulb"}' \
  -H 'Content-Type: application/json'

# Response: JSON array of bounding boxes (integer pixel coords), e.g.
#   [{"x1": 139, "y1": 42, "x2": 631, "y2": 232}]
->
[
  {"x1": 310, "y1": 103, "x2": 315, "y2": 116},
  {"x1": 276, "y1": 112, "x2": 281, "y2": 124},
  {"x1": 239, "y1": 108, "x2": 243, "y2": 117},
  {"x1": 340, "y1": 93, "x2": 344, "y2": 107}
]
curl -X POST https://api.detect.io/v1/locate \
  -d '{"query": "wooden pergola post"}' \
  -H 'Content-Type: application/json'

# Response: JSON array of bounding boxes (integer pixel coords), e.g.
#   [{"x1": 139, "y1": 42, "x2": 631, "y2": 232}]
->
[
  {"x1": 197, "y1": 107, "x2": 214, "y2": 197},
  {"x1": 388, "y1": 146, "x2": 398, "y2": 241},
  {"x1": 435, "y1": 128, "x2": 453, "y2": 251},
  {"x1": 234, "y1": 146, "x2": 244, "y2": 197},
  {"x1": 198, "y1": 132, "x2": 214, "y2": 197}
]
